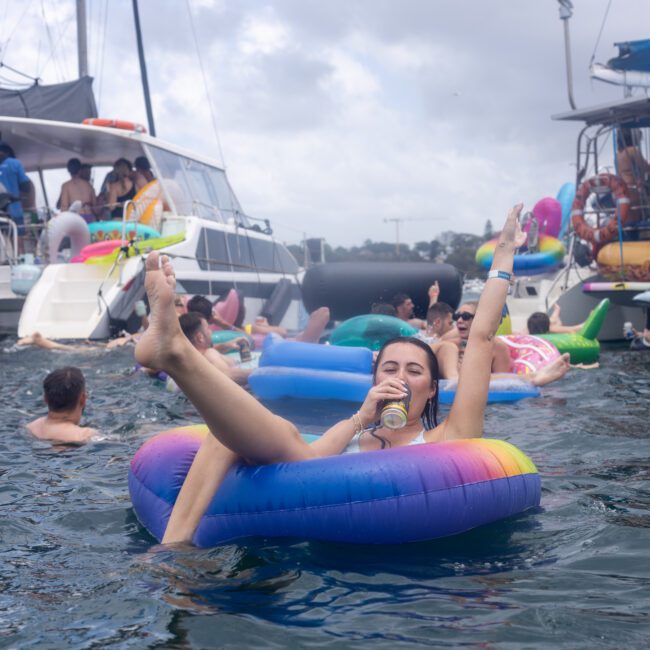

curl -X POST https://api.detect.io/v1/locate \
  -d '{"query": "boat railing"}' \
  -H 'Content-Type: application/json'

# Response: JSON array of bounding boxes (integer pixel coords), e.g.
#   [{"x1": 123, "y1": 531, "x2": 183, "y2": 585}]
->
[{"x1": 0, "y1": 216, "x2": 19, "y2": 265}]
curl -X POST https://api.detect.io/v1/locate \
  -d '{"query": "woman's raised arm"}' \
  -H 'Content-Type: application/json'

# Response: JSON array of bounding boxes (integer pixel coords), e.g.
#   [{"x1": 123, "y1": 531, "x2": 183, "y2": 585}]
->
[{"x1": 442, "y1": 204, "x2": 526, "y2": 439}]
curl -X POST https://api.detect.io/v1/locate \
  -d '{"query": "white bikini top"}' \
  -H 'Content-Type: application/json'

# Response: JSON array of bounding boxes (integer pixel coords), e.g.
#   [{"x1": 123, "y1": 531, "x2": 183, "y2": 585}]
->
[{"x1": 342, "y1": 427, "x2": 426, "y2": 455}]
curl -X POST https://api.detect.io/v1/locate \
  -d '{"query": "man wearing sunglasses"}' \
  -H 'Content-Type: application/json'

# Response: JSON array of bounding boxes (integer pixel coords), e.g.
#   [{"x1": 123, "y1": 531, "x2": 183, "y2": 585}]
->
[{"x1": 442, "y1": 301, "x2": 570, "y2": 386}]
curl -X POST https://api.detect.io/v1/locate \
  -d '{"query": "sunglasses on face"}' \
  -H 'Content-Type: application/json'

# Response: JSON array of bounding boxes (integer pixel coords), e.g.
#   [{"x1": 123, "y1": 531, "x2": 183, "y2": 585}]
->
[{"x1": 453, "y1": 311, "x2": 475, "y2": 322}]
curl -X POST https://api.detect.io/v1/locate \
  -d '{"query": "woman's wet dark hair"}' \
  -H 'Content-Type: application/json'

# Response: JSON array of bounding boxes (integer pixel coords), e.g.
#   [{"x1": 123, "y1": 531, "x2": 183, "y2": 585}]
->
[{"x1": 369, "y1": 336, "x2": 440, "y2": 448}]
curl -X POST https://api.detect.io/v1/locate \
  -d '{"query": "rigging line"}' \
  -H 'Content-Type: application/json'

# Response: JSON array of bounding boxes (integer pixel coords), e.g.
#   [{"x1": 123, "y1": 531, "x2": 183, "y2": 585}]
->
[
  {"x1": 37, "y1": 0, "x2": 75, "y2": 80},
  {"x1": 1, "y1": 0, "x2": 36, "y2": 65},
  {"x1": 97, "y1": 0, "x2": 109, "y2": 112},
  {"x1": 589, "y1": 0, "x2": 613, "y2": 66},
  {"x1": 184, "y1": 0, "x2": 226, "y2": 168},
  {"x1": 0, "y1": 0, "x2": 10, "y2": 49}
]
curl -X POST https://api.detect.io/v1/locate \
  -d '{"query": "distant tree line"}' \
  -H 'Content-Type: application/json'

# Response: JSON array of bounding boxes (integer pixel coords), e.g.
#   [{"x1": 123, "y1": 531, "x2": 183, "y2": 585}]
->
[{"x1": 287, "y1": 220, "x2": 495, "y2": 279}]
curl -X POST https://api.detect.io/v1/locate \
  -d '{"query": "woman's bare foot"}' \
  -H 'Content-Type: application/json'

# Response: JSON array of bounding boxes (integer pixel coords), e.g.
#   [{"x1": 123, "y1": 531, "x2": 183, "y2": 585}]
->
[
  {"x1": 134, "y1": 253, "x2": 187, "y2": 370},
  {"x1": 529, "y1": 353, "x2": 570, "y2": 387}
]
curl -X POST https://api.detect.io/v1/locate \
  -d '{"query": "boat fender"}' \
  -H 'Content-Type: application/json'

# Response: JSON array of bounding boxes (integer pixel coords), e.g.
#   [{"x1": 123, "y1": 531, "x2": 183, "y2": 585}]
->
[{"x1": 260, "y1": 278, "x2": 293, "y2": 325}]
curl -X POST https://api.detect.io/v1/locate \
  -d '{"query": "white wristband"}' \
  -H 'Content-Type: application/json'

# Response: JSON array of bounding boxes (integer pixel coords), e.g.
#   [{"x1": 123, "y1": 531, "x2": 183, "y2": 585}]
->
[{"x1": 487, "y1": 270, "x2": 512, "y2": 282}]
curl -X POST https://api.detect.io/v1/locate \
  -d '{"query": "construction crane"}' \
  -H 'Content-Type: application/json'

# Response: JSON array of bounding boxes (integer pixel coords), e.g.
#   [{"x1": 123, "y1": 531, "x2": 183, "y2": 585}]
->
[{"x1": 383, "y1": 217, "x2": 446, "y2": 257}]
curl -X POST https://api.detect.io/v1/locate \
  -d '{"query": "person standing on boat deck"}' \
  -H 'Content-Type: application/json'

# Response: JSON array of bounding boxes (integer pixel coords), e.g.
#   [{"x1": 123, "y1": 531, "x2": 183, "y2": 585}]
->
[
  {"x1": 27, "y1": 367, "x2": 98, "y2": 445},
  {"x1": 106, "y1": 158, "x2": 135, "y2": 220},
  {"x1": 392, "y1": 283, "x2": 441, "y2": 329},
  {"x1": 133, "y1": 156, "x2": 155, "y2": 191},
  {"x1": 617, "y1": 128, "x2": 650, "y2": 222},
  {"x1": 58, "y1": 158, "x2": 97, "y2": 221},
  {"x1": 134, "y1": 204, "x2": 528, "y2": 545},
  {"x1": 179, "y1": 312, "x2": 251, "y2": 386},
  {"x1": 0, "y1": 142, "x2": 32, "y2": 253}
]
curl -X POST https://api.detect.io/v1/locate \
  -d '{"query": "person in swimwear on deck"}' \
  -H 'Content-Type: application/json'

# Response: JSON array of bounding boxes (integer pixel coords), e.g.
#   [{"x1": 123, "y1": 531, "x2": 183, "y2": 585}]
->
[
  {"x1": 27, "y1": 367, "x2": 98, "y2": 445},
  {"x1": 135, "y1": 204, "x2": 528, "y2": 544}
]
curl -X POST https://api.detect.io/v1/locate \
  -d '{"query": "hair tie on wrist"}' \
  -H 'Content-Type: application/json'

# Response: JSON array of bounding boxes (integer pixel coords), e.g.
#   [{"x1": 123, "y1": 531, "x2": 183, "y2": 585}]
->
[{"x1": 352, "y1": 412, "x2": 364, "y2": 434}]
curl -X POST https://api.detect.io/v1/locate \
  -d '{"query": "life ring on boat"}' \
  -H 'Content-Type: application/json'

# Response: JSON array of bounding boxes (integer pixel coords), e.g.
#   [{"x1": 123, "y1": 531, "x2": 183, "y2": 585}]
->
[
  {"x1": 82, "y1": 118, "x2": 147, "y2": 133},
  {"x1": 125, "y1": 180, "x2": 163, "y2": 229},
  {"x1": 129, "y1": 424, "x2": 541, "y2": 546},
  {"x1": 571, "y1": 173, "x2": 631, "y2": 245},
  {"x1": 499, "y1": 335, "x2": 560, "y2": 376},
  {"x1": 46, "y1": 211, "x2": 91, "y2": 262}
]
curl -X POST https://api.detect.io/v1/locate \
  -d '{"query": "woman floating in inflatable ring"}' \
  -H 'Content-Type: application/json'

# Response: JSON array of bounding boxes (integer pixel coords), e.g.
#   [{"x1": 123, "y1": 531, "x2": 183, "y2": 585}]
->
[
  {"x1": 571, "y1": 172, "x2": 632, "y2": 246},
  {"x1": 135, "y1": 206, "x2": 528, "y2": 545}
]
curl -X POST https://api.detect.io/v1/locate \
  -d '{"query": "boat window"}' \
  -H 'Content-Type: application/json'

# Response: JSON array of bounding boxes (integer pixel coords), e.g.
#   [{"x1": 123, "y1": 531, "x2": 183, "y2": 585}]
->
[
  {"x1": 197, "y1": 228, "x2": 231, "y2": 271},
  {"x1": 243, "y1": 237, "x2": 299, "y2": 273},
  {"x1": 276, "y1": 244, "x2": 299, "y2": 273},
  {"x1": 226, "y1": 233, "x2": 253, "y2": 271},
  {"x1": 147, "y1": 146, "x2": 249, "y2": 226}
]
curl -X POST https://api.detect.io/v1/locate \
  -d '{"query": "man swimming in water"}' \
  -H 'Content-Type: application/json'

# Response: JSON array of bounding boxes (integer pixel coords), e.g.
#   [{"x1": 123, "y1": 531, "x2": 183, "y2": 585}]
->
[{"x1": 27, "y1": 367, "x2": 98, "y2": 445}]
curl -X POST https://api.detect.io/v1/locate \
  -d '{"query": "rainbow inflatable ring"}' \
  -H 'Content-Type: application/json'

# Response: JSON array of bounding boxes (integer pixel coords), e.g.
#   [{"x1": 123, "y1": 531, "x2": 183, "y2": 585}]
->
[
  {"x1": 129, "y1": 425, "x2": 541, "y2": 546},
  {"x1": 476, "y1": 236, "x2": 565, "y2": 275}
]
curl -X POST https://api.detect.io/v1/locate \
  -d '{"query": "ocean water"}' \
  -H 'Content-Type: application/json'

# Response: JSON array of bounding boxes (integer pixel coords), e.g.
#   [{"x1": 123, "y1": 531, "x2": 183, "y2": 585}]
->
[{"x1": 1, "y1": 341, "x2": 649, "y2": 649}]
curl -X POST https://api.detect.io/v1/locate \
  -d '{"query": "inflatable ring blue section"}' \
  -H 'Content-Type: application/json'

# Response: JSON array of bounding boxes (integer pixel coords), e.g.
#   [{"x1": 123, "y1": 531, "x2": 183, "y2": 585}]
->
[
  {"x1": 250, "y1": 367, "x2": 540, "y2": 403},
  {"x1": 129, "y1": 427, "x2": 541, "y2": 546}
]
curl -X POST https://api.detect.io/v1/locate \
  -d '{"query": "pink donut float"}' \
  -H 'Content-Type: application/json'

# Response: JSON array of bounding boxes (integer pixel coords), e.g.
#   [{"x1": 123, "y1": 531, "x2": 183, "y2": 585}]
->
[{"x1": 500, "y1": 334, "x2": 560, "y2": 376}]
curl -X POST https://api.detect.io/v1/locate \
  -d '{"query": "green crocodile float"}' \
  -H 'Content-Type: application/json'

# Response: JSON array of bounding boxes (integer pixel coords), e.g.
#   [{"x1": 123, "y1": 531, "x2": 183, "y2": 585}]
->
[{"x1": 539, "y1": 298, "x2": 610, "y2": 364}]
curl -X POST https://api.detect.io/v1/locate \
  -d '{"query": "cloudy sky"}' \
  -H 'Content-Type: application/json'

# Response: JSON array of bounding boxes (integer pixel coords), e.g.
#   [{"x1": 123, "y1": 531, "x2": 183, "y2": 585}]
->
[{"x1": 1, "y1": 0, "x2": 649, "y2": 247}]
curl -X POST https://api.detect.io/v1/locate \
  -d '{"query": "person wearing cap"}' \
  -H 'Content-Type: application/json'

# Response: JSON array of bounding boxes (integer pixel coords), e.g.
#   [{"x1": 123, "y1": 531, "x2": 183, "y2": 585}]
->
[{"x1": 0, "y1": 142, "x2": 33, "y2": 252}]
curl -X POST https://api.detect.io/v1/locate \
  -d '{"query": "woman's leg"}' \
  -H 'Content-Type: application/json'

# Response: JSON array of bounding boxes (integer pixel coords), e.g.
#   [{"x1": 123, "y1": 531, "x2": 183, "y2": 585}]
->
[
  {"x1": 162, "y1": 433, "x2": 239, "y2": 544},
  {"x1": 135, "y1": 253, "x2": 315, "y2": 464}
]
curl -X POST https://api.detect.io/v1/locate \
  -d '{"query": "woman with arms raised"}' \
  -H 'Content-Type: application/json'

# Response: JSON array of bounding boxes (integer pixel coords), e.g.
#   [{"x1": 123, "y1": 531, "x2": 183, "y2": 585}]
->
[{"x1": 135, "y1": 205, "x2": 527, "y2": 545}]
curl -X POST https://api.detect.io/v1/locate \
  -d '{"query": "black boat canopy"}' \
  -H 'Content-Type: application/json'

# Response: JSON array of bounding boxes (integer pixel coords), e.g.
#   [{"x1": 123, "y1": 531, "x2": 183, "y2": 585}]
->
[{"x1": 0, "y1": 77, "x2": 97, "y2": 124}]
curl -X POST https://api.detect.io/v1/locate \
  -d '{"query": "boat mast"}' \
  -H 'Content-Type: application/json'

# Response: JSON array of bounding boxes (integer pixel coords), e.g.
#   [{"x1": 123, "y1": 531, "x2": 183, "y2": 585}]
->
[
  {"x1": 131, "y1": 0, "x2": 156, "y2": 136},
  {"x1": 76, "y1": 0, "x2": 88, "y2": 77},
  {"x1": 558, "y1": 0, "x2": 577, "y2": 110}
]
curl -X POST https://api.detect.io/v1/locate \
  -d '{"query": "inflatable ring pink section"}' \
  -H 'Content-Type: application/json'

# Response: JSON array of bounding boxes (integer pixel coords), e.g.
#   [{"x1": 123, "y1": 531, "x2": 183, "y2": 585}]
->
[
  {"x1": 212, "y1": 289, "x2": 240, "y2": 328},
  {"x1": 500, "y1": 334, "x2": 560, "y2": 376}
]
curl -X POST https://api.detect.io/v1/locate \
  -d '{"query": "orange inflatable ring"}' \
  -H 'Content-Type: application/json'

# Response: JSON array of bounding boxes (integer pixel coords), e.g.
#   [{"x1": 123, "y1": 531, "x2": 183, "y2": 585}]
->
[
  {"x1": 82, "y1": 118, "x2": 147, "y2": 133},
  {"x1": 571, "y1": 173, "x2": 631, "y2": 245}
]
